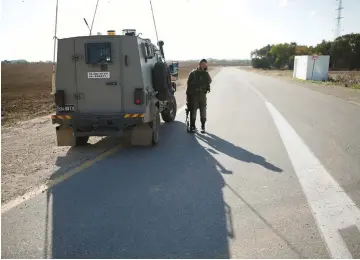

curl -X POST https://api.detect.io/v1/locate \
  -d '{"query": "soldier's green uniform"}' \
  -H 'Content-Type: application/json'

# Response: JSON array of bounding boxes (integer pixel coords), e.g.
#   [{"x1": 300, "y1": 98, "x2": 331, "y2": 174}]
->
[{"x1": 186, "y1": 65, "x2": 212, "y2": 132}]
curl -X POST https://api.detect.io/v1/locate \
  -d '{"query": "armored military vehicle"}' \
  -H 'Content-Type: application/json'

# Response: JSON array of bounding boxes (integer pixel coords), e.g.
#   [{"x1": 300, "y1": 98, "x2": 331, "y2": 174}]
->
[{"x1": 51, "y1": 29, "x2": 178, "y2": 147}]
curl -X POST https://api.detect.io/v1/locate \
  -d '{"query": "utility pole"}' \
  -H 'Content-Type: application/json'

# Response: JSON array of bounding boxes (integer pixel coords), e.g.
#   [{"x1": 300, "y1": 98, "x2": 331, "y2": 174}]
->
[{"x1": 335, "y1": 0, "x2": 344, "y2": 39}]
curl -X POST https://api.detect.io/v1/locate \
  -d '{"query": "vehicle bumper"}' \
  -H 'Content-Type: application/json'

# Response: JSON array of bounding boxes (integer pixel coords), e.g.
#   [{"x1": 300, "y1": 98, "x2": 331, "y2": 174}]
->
[{"x1": 51, "y1": 113, "x2": 146, "y2": 135}]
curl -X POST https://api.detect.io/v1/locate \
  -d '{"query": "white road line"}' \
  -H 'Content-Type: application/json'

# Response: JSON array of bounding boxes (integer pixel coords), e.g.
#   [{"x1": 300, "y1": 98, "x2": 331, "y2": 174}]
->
[
  {"x1": 349, "y1": 101, "x2": 360, "y2": 107},
  {"x1": 246, "y1": 81, "x2": 360, "y2": 258},
  {"x1": 266, "y1": 101, "x2": 360, "y2": 259},
  {"x1": 1, "y1": 185, "x2": 49, "y2": 214}
]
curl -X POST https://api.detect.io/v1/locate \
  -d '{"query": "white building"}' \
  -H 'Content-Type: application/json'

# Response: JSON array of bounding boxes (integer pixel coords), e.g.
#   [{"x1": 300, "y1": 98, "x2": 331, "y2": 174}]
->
[{"x1": 293, "y1": 55, "x2": 330, "y2": 81}]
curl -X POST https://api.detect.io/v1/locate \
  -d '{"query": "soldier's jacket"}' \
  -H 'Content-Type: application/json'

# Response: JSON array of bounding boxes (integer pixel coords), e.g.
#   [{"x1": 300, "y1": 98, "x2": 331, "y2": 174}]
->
[{"x1": 186, "y1": 68, "x2": 212, "y2": 95}]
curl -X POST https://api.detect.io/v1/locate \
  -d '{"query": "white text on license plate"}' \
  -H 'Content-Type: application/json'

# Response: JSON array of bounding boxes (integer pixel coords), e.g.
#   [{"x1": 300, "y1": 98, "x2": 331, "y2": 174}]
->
[{"x1": 88, "y1": 72, "x2": 110, "y2": 79}]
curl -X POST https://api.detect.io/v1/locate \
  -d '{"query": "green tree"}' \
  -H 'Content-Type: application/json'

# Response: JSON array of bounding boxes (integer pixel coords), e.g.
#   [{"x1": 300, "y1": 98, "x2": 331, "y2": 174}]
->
[
  {"x1": 250, "y1": 33, "x2": 360, "y2": 70},
  {"x1": 314, "y1": 40, "x2": 331, "y2": 55}
]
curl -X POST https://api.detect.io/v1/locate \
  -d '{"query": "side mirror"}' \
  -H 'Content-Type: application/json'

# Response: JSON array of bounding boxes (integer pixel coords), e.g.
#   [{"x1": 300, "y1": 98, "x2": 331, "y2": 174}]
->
[
  {"x1": 168, "y1": 64, "x2": 174, "y2": 74},
  {"x1": 158, "y1": 40, "x2": 165, "y2": 59},
  {"x1": 172, "y1": 61, "x2": 179, "y2": 76},
  {"x1": 169, "y1": 61, "x2": 179, "y2": 81}
]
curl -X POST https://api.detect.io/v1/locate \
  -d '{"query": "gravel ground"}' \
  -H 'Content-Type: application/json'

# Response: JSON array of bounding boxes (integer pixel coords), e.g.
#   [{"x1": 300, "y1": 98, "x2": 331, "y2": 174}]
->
[
  {"x1": 1, "y1": 116, "x2": 115, "y2": 203},
  {"x1": 1, "y1": 68, "x2": 221, "y2": 204}
]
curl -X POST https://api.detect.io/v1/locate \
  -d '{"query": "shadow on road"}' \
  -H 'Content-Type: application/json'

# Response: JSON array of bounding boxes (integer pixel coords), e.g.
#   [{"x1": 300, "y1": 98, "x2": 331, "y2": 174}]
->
[
  {"x1": 47, "y1": 121, "x2": 230, "y2": 258},
  {"x1": 196, "y1": 133, "x2": 283, "y2": 173},
  {"x1": 51, "y1": 135, "x2": 130, "y2": 181},
  {"x1": 45, "y1": 121, "x2": 281, "y2": 258}
]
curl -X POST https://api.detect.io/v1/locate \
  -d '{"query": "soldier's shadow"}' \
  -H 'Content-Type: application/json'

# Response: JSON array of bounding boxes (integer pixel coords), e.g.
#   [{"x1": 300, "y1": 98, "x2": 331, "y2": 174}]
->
[{"x1": 195, "y1": 132, "x2": 283, "y2": 173}]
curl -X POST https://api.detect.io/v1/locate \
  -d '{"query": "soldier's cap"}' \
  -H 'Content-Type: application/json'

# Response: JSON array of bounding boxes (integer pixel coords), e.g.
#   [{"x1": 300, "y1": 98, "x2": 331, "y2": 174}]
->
[{"x1": 199, "y1": 59, "x2": 207, "y2": 64}]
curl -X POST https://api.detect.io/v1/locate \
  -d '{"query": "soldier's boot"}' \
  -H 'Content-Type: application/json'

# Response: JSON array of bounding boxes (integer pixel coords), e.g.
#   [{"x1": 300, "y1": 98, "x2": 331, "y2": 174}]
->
[
  {"x1": 189, "y1": 119, "x2": 196, "y2": 133},
  {"x1": 189, "y1": 110, "x2": 197, "y2": 133},
  {"x1": 190, "y1": 125, "x2": 196, "y2": 133},
  {"x1": 200, "y1": 119, "x2": 206, "y2": 133},
  {"x1": 201, "y1": 123, "x2": 206, "y2": 133}
]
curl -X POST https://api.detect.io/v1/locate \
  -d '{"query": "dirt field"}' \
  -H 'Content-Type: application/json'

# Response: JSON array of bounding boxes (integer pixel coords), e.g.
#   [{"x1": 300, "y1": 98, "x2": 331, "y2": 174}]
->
[
  {"x1": 1, "y1": 62, "x2": 220, "y2": 204},
  {"x1": 1, "y1": 64, "x2": 54, "y2": 125}
]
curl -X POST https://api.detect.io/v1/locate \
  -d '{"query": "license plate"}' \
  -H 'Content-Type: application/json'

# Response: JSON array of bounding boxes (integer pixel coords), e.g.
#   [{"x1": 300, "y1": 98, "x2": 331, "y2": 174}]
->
[
  {"x1": 57, "y1": 104, "x2": 75, "y2": 112},
  {"x1": 88, "y1": 72, "x2": 110, "y2": 79}
]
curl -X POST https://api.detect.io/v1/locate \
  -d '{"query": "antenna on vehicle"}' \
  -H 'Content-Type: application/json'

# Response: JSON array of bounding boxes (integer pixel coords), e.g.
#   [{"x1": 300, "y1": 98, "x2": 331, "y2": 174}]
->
[
  {"x1": 149, "y1": 0, "x2": 160, "y2": 45},
  {"x1": 89, "y1": 0, "x2": 100, "y2": 35},
  {"x1": 51, "y1": 0, "x2": 59, "y2": 94},
  {"x1": 83, "y1": 0, "x2": 100, "y2": 36},
  {"x1": 83, "y1": 18, "x2": 91, "y2": 34}
]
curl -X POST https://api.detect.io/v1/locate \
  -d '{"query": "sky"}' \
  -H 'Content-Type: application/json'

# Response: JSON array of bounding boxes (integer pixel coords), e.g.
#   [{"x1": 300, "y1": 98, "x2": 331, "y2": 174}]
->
[{"x1": 0, "y1": 0, "x2": 359, "y2": 61}]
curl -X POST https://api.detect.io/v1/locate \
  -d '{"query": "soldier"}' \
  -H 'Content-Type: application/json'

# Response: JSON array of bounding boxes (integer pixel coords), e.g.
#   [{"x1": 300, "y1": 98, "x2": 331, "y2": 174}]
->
[{"x1": 186, "y1": 59, "x2": 212, "y2": 133}]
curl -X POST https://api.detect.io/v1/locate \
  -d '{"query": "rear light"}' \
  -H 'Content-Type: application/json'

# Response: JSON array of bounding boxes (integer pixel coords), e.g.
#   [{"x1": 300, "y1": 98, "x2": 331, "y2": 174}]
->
[
  {"x1": 134, "y1": 88, "x2": 144, "y2": 105},
  {"x1": 55, "y1": 90, "x2": 65, "y2": 107}
]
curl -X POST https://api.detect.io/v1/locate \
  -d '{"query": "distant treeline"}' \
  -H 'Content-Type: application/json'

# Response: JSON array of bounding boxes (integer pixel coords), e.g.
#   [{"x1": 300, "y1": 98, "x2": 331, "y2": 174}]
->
[
  {"x1": 178, "y1": 59, "x2": 251, "y2": 67},
  {"x1": 3, "y1": 59, "x2": 252, "y2": 66},
  {"x1": 1, "y1": 60, "x2": 53, "y2": 64},
  {"x1": 251, "y1": 33, "x2": 360, "y2": 70}
]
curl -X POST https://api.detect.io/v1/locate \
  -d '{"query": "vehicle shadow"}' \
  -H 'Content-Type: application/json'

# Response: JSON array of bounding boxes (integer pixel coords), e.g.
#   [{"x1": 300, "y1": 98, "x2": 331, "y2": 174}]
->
[
  {"x1": 51, "y1": 134, "x2": 131, "y2": 181},
  {"x1": 45, "y1": 120, "x2": 287, "y2": 258},
  {"x1": 196, "y1": 133, "x2": 283, "y2": 173},
  {"x1": 47, "y1": 121, "x2": 232, "y2": 258}
]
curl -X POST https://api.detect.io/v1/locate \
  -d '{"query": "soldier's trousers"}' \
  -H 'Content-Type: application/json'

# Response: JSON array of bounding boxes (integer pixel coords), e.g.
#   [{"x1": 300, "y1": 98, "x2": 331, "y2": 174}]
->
[{"x1": 186, "y1": 92, "x2": 207, "y2": 127}]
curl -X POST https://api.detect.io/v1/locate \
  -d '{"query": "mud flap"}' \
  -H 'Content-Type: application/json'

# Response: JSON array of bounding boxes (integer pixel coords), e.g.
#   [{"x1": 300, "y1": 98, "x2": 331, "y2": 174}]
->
[
  {"x1": 130, "y1": 124, "x2": 153, "y2": 146},
  {"x1": 55, "y1": 126, "x2": 73, "y2": 146}
]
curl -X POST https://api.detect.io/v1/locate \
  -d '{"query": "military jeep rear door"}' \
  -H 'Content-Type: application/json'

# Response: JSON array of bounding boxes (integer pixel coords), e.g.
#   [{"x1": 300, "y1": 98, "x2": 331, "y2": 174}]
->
[{"x1": 74, "y1": 37, "x2": 123, "y2": 114}]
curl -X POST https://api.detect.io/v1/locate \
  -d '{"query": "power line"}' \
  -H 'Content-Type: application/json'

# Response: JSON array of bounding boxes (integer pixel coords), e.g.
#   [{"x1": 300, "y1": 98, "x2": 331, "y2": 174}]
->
[{"x1": 335, "y1": 0, "x2": 344, "y2": 39}]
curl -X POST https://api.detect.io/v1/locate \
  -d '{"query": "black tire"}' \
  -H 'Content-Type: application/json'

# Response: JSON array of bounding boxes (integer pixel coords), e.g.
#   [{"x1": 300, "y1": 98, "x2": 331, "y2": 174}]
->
[
  {"x1": 74, "y1": 136, "x2": 89, "y2": 146},
  {"x1": 150, "y1": 109, "x2": 160, "y2": 146},
  {"x1": 161, "y1": 96, "x2": 177, "y2": 123}
]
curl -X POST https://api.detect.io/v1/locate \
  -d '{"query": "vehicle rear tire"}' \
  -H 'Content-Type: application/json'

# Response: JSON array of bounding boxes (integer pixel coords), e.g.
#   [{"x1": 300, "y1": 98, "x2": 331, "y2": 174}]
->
[
  {"x1": 150, "y1": 109, "x2": 160, "y2": 146},
  {"x1": 161, "y1": 96, "x2": 177, "y2": 123},
  {"x1": 74, "y1": 136, "x2": 89, "y2": 146}
]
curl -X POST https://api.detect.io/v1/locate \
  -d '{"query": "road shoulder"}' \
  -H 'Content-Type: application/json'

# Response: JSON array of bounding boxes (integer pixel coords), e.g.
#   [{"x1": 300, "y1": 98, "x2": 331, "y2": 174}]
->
[{"x1": 237, "y1": 67, "x2": 360, "y2": 104}]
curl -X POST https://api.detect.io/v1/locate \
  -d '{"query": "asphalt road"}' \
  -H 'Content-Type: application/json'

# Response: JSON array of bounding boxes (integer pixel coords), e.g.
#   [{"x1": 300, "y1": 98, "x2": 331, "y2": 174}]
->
[{"x1": 2, "y1": 67, "x2": 360, "y2": 259}]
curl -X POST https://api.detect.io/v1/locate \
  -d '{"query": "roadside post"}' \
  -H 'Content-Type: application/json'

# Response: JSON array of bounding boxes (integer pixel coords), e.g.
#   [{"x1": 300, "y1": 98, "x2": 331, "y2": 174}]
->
[{"x1": 311, "y1": 55, "x2": 317, "y2": 81}]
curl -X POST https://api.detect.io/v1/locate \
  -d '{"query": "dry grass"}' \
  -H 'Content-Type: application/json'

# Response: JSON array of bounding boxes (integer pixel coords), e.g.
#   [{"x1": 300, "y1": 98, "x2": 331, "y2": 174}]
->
[{"x1": 1, "y1": 62, "x2": 200, "y2": 126}]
